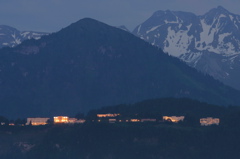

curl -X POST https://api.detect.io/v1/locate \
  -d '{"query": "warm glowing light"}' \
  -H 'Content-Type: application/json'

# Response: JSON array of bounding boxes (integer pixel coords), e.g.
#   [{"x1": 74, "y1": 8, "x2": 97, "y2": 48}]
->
[
  {"x1": 68, "y1": 118, "x2": 77, "y2": 124},
  {"x1": 97, "y1": 113, "x2": 120, "y2": 118},
  {"x1": 200, "y1": 117, "x2": 220, "y2": 126},
  {"x1": 54, "y1": 116, "x2": 69, "y2": 124},
  {"x1": 130, "y1": 119, "x2": 140, "y2": 122},
  {"x1": 26, "y1": 118, "x2": 50, "y2": 126},
  {"x1": 163, "y1": 116, "x2": 185, "y2": 123}
]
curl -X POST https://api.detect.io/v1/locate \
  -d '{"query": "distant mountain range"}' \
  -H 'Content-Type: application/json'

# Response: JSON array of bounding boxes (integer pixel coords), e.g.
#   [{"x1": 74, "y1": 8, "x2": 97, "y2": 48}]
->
[
  {"x1": 133, "y1": 6, "x2": 240, "y2": 90},
  {"x1": 0, "y1": 25, "x2": 48, "y2": 48},
  {"x1": 0, "y1": 18, "x2": 240, "y2": 118}
]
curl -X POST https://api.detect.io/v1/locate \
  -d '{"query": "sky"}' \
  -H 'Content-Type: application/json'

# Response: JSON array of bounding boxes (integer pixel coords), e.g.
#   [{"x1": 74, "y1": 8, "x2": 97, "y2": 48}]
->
[{"x1": 0, "y1": 0, "x2": 240, "y2": 33}]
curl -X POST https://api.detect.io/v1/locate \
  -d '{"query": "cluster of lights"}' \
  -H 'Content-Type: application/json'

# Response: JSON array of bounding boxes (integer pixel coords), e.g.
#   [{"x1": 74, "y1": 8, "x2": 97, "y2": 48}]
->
[
  {"x1": 130, "y1": 119, "x2": 140, "y2": 122},
  {"x1": 163, "y1": 116, "x2": 185, "y2": 123},
  {"x1": 97, "y1": 113, "x2": 120, "y2": 118},
  {"x1": 26, "y1": 118, "x2": 50, "y2": 126},
  {"x1": 54, "y1": 116, "x2": 69, "y2": 123},
  {"x1": 23, "y1": 115, "x2": 220, "y2": 126},
  {"x1": 200, "y1": 117, "x2": 220, "y2": 126},
  {"x1": 31, "y1": 122, "x2": 47, "y2": 125}
]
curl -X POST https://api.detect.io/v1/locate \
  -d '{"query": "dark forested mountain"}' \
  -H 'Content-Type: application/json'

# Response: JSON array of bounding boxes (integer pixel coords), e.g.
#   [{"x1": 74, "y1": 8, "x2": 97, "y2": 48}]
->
[
  {"x1": 0, "y1": 18, "x2": 240, "y2": 118},
  {"x1": 0, "y1": 25, "x2": 48, "y2": 48},
  {"x1": 133, "y1": 6, "x2": 240, "y2": 90}
]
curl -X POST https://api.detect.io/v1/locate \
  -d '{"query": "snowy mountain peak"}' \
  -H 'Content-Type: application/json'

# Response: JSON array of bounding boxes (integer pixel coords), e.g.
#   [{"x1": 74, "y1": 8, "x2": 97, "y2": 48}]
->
[
  {"x1": 206, "y1": 6, "x2": 230, "y2": 17},
  {"x1": 216, "y1": 6, "x2": 230, "y2": 13},
  {"x1": 212, "y1": 6, "x2": 229, "y2": 14},
  {"x1": 202, "y1": 6, "x2": 233, "y2": 26},
  {"x1": 133, "y1": 7, "x2": 240, "y2": 90},
  {"x1": 152, "y1": 10, "x2": 166, "y2": 17},
  {"x1": 0, "y1": 25, "x2": 48, "y2": 48},
  {"x1": 133, "y1": 7, "x2": 240, "y2": 57}
]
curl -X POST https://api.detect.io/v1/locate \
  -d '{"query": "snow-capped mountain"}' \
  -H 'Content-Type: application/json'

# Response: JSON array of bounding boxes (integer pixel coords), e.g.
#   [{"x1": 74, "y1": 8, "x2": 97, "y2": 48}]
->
[
  {"x1": 133, "y1": 6, "x2": 240, "y2": 90},
  {"x1": 0, "y1": 25, "x2": 48, "y2": 48}
]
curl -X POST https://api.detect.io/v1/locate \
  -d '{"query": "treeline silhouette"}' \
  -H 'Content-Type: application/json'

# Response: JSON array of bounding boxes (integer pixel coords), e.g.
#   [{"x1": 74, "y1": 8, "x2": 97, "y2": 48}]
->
[{"x1": 87, "y1": 97, "x2": 240, "y2": 127}]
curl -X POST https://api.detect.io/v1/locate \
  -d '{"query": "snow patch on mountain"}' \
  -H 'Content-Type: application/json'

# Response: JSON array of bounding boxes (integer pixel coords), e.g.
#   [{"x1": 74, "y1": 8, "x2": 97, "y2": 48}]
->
[
  {"x1": 218, "y1": 32, "x2": 231, "y2": 42},
  {"x1": 133, "y1": 6, "x2": 240, "y2": 90},
  {"x1": 21, "y1": 32, "x2": 30, "y2": 38},
  {"x1": 198, "y1": 19, "x2": 215, "y2": 47},
  {"x1": 0, "y1": 25, "x2": 48, "y2": 48},
  {"x1": 146, "y1": 25, "x2": 162, "y2": 34},
  {"x1": 164, "y1": 26, "x2": 193, "y2": 57},
  {"x1": 180, "y1": 52, "x2": 202, "y2": 67},
  {"x1": 137, "y1": 25, "x2": 141, "y2": 35}
]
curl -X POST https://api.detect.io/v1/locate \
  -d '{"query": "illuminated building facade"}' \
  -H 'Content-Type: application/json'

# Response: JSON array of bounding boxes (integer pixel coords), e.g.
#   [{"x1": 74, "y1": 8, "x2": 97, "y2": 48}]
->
[
  {"x1": 26, "y1": 118, "x2": 50, "y2": 126},
  {"x1": 54, "y1": 116, "x2": 69, "y2": 124},
  {"x1": 200, "y1": 117, "x2": 220, "y2": 126},
  {"x1": 97, "y1": 113, "x2": 120, "y2": 118},
  {"x1": 163, "y1": 116, "x2": 185, "y2": 123},
  {"x1": 130, "y1": 119, "x2": 140, "y2": 122},
  {"x1": 141, "y1": 119, "x2": 156, "y2": 122},
  {"x1": 68, "y1": 118, "x2": 77, "y2": 124}
]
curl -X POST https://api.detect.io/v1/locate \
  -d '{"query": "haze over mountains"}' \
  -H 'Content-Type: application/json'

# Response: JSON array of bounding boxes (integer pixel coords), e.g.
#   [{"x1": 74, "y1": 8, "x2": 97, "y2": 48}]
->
[
  {"x1": 0, "y1": 18, "x2": 240, "y2": 118},
  {"x1": 0, "y1": 25, "x2": 48, "y2": 48},
  {"x1": 2, "y1": 6, "x2": 240, "y2": 92},
  {"x1": 133, "y1": 6, "x2": 240, "y2": 90}
]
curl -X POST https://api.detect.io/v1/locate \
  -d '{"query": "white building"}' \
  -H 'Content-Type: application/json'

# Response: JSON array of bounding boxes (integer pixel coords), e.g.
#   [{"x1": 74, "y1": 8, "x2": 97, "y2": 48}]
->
[
  {"x1": 26, "y1": 118, "x2": 50, "y2": 126},
  {"x1": 141, "y1": 119, "x2": 156, "y2": 122},
  {"x1": 200, "y1": 117, "x2": 220, "y2": 126}
]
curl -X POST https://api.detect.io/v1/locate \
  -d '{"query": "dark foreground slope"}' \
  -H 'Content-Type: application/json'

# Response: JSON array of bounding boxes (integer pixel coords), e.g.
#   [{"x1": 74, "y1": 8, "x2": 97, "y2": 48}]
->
[
  {"x1": 0, "y1": 18, "x2": 239, "y2": 118},
  {"x1": 0, "y1": 123, "x2": 240, "y2": 159}
]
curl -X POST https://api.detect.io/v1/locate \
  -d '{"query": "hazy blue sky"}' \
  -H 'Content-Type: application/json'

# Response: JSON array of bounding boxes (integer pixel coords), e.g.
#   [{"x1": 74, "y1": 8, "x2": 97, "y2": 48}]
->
[{"x1": 0, "y1": 0, "x2": 239, "y2": 32}]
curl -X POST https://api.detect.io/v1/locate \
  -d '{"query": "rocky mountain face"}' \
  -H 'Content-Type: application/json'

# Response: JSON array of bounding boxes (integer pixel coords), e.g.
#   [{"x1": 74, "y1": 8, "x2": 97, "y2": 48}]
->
[
  {"x1": 0, "y1": 25, "x2": 48, "y2": 48},
  {"x1": 133, "y1": 6, "x2": 240, "y2": 90},
  {"x1": 0, "y1": 18, "x2": 240, "y2": 118}
]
